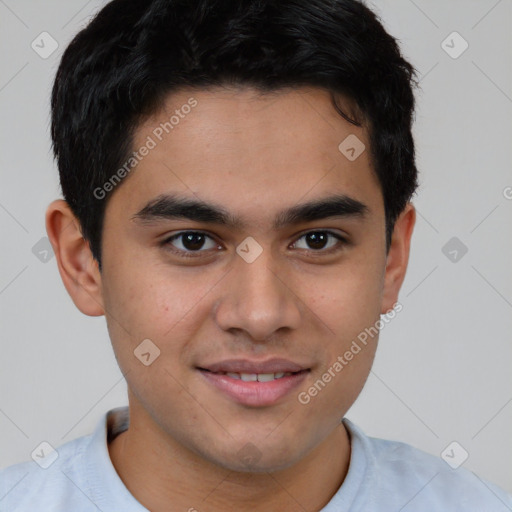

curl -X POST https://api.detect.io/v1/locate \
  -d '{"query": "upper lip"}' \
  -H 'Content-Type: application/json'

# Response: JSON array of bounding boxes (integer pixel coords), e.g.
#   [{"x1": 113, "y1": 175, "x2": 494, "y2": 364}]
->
[{"x1": 198, "y1": 358, "x2": 308, "y2": 374}]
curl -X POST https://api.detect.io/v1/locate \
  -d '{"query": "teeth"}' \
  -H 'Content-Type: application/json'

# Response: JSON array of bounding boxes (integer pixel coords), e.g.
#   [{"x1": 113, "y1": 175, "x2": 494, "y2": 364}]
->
[
  {"x1": 223, "y1": 372, "x2": 294, "y2": 381},
  {"x1": 257, "y1": 373, "x2": 275, "y2": 382}
]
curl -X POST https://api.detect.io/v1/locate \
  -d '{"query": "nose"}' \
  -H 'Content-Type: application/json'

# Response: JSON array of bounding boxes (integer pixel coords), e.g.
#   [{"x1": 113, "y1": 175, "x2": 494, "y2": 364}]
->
[{"x1": 213, "y1": 247, "x2": 301, "y2": 342}]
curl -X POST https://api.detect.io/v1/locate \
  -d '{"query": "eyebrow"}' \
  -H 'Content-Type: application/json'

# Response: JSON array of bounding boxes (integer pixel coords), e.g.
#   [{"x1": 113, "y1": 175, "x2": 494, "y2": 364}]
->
[{"x1": 131, "y1": 193, "x2": 369, "y2": 230}]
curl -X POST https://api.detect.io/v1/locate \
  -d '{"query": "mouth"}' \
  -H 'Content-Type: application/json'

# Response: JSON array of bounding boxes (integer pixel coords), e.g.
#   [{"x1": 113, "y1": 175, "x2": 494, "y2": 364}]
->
[
  {"x1": 198, "y1": 369, "x2": 302, "y2": 382},
  {"x1": 196, "y1": 359, "x2": 310, "y2": 406}
]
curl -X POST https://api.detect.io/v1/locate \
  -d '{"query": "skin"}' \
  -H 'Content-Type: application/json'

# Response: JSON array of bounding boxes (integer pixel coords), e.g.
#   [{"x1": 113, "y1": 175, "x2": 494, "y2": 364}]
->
[{"x1": 46, "y1": 86, "x2": 415, "y2": 512}]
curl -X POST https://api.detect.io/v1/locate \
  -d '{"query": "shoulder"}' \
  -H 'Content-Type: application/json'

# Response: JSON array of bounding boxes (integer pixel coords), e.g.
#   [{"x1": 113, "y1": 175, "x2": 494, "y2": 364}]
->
[
  {"x1": 343, "y1": 418, "x2": 512, "y2": 511},
  {"x1": 0, "y1": 434, "x2": 93, "y2": 512}
]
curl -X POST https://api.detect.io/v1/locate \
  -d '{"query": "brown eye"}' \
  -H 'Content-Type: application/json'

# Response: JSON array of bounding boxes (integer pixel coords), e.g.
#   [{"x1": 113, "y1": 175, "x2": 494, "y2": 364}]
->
[
  {"x1": 161, "y1": 231, "x2": 220, "y2": 258},
  {"x1": 304, "y1": 232, "x2": 329, "y2": 250},
  {"x1": 178, "y1": 232, "x2": 207, "y2": 251},
  {"x1": 292, "y1": 231, "x2": 347, "y2": 252}
]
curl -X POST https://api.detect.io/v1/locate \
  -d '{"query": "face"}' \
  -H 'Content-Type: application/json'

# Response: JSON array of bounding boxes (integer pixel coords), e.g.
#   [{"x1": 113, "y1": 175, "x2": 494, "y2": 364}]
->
[{"x1": 95, "y1": 86, "x2": 400, "y2": 472}]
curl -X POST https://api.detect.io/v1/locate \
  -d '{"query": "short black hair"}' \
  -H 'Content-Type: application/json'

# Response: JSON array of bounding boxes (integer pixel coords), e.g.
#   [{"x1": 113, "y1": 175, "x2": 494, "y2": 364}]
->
[{"x1": 51, "y1": 0, "x2": 419, "y2": 269}]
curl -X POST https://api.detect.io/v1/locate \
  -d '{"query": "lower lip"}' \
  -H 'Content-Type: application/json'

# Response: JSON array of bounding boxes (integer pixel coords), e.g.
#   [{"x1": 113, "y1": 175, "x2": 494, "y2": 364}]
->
[{"x1": 198, "y1": 369, "x2": 309, "y2": 407}]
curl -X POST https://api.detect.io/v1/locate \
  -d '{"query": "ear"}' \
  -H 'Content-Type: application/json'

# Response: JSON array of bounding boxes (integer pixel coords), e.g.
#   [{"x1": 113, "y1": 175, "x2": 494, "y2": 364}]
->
[
  {"x1": 45, "y1": 199, "x2": 105, "y2": 316},
  {"x1": 380, "y1": 202, "x2": 416, "y2": 314}
]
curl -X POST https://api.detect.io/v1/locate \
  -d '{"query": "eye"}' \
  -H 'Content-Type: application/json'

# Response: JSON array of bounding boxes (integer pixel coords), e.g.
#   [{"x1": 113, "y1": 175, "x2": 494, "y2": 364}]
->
[
  {"x1": 291, "y1": 231, "x2": 348, "y2": 253},
  {"x1": 161, "y1": 229, "x2": 348, "y2": 259},
  {"x1": 161, "y1": 231, "x2": 220, "y2": 258}
]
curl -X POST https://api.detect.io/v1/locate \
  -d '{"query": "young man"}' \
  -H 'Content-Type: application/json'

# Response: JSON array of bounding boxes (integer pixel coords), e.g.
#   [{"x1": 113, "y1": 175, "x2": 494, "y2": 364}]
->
[{"x1": 1, "y1": 0, "x2": 511, "y2": 510}]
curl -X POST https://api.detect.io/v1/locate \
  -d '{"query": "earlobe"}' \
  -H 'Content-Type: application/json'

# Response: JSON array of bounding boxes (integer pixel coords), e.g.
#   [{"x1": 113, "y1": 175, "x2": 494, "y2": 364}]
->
[
  {"x1": 45, "y1": 199, "x2": 105, "y2": 317},
  {"x1": 380, "y1": 202, "x2": 416, "y2": 315}
]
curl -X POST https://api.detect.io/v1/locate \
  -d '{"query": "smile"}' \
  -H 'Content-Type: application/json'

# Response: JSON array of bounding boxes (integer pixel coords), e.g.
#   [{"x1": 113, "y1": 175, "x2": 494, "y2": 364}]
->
[
  {"x1": 197, "y1": 368, "x2": 310, "y2": 406},
  {"x1": 211, "y1": 371, "x2": 294, "y2": 381}
]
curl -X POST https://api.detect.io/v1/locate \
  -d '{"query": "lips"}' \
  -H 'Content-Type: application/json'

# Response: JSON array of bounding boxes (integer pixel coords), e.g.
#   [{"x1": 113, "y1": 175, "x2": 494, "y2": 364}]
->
[
  {"x1": 215, "y1": 371, "x2": 294, "y2": 382},
  {"x1": 197, "y1": 358, "x2": 310, "y2": 406},
  {"x1": 198, "y1": 358, "x2": 306, "y2": 374}
]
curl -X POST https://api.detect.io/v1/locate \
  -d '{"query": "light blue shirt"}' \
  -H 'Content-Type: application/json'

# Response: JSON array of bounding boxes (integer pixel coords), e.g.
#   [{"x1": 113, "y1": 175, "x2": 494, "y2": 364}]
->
[{"x1": 1, "y1": 406, "x2": 511, "y2": 511}]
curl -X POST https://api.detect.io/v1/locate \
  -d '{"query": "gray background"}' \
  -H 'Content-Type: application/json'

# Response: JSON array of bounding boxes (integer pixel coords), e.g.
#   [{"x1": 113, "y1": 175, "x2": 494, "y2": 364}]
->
[{"x1": 1, "y1": 0, "x2": 511, "y2": 495}]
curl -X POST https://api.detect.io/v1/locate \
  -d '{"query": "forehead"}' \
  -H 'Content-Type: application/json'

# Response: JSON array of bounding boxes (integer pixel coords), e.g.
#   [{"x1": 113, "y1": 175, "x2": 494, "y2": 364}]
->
[{"x1": 106, "y1": 86, "x2": 383, "y2": 228}]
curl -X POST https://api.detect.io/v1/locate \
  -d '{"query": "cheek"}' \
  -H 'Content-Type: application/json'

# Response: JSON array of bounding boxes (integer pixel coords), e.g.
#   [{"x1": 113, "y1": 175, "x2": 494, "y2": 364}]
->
[
  {"x1": 302, "y1": 255, "x2": 384, "y2": 338},
  {"x1": 295, "y1": 253, "x2": 383, "y2": 404},
  {"x1": 101, "y1": 260, "x2": 218, "y2": 360},
  {"x1": 296, "y1": 272, "x2": 381, "y2": 417}
]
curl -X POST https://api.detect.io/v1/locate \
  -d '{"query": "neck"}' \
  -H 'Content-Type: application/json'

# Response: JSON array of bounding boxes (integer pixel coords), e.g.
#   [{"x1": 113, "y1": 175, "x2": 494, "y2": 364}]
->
[{"x1": 108, "y1": 405, "x2": 351, "y2": 512}]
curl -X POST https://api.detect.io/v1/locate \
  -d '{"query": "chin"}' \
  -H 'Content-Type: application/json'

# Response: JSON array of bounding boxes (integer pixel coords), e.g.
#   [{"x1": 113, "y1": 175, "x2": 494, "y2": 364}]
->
[
  {"x1": 222, "y1": 455, "x2": 299, "y2": 474},
  {"x1": 204, "y1": 440, "x2": 305, "y2": 474}
]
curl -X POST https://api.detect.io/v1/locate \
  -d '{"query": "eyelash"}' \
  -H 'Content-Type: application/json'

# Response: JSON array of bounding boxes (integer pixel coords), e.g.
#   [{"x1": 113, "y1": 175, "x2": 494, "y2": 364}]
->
[{"x1": 160, "y1": 230, "x2": 349, "y2": 259}]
